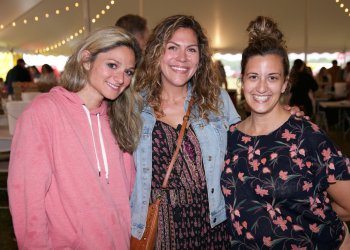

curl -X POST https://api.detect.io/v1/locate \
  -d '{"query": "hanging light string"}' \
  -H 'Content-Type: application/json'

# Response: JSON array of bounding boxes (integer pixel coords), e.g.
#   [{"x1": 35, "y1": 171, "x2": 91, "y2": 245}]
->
[
  {"x1": 0, "y1": 1, "x2": 81, "y2": 31},
  {"x1": 334, "y1": 0, "x2": 350, "y2": 17},
  {"x1": 36, "y1": 0, "x2": 116, "y2": 54},
  {"x1": 0, "y1": 0, "x2": 116, "y2": 54}
]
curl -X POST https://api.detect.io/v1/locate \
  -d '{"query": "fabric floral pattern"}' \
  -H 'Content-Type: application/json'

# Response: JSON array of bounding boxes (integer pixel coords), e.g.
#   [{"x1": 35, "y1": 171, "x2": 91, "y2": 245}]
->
[{"x1": 221, "y1": 115, "x2": 350, "y2": 249}]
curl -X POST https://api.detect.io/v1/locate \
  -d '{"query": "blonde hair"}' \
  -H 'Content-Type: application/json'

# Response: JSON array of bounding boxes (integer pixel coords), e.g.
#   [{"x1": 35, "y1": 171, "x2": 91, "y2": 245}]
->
[
  {"x1": 60, "y1": 26, "x2": 142, "y2": 152},
  {"x1": 134, "y1": 15, "x2": 221, "y2": 119}
]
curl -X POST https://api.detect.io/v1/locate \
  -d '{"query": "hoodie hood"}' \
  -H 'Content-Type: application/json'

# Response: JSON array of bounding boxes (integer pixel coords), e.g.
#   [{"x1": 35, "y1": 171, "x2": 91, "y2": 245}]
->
[{"x1": 50, "y1": 86, "x2": 108, "y2": 117}]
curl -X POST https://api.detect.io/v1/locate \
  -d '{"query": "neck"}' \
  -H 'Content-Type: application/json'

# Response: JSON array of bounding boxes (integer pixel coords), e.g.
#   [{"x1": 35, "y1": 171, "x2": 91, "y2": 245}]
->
[
  {"x1": 240, "y1": 105, "x2": 290, "y2": 136},
  {"x1": 161, "y1": 84, "x2": 188, "y2": 104},
  {"x1": 77, "y1": 85, "x2": 103, "y2": 110}
]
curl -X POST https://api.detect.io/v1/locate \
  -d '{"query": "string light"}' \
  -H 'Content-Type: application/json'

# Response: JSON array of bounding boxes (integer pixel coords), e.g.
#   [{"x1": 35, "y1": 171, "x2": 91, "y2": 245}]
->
[
  {"x1": 335, "y1": 0, "x2": 350, "y2": 18},
  {"x1": 2, "y1": 0, "x2": 117, "y2": 54},
  {"x1": 0, "y1": 1, "x2": 81, "y2": 31}
]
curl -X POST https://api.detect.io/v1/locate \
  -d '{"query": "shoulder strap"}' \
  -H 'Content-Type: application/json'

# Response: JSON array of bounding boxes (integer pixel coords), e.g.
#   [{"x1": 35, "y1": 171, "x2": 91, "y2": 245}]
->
[{"x1": 161, "y1": 96, "x2": 195, "y2": 189}]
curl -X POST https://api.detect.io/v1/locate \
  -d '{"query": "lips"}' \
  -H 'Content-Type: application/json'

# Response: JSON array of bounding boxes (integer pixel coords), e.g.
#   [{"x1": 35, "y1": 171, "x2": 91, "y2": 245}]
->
[
  {"x1": 253, "y1": 95, "x2": 270, "y2": 102},
  {"x1": 106, "y1": 81, "x2": 121, "y2": 90},
  {"x1": 170, "y1": 65, "x2": 188, "y2": 72}
]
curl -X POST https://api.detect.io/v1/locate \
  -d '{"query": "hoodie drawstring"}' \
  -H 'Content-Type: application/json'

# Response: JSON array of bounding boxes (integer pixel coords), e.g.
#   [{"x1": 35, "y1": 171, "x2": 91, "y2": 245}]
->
[{"x1": 82, "y1": 105, "x2": 109, "y2": 183}]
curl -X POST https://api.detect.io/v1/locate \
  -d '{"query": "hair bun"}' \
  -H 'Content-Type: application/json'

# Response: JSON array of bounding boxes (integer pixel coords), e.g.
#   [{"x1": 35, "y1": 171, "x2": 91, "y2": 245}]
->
[{"x1": 246, "y1": 16, "x2": 285, "y2": 48}]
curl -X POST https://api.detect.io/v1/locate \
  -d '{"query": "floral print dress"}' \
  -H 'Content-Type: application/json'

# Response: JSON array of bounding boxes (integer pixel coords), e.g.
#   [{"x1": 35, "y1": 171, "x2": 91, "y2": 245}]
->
[
  {"x1": 151, "y1": 120, "x2": 230, "y2": 250},
  {"x1": 221, "y1": 115, "x2": 350, "y2": 250}
]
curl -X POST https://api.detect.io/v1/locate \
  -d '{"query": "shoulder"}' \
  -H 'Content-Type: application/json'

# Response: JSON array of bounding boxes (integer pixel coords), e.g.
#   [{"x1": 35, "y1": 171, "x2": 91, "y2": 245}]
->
[
  {"x1": 21, "y1": 89, "x2": 64, "y2": 122},
  {"x1": 287, "y1": 116, "x2": 333, "y2": 147}
]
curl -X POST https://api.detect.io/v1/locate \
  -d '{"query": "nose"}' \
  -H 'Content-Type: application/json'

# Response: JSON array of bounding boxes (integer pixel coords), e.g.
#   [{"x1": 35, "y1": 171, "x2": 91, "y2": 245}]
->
[
  {"x1": 176, "y1": 48, "x2": 187, "y2": 62},
  {"x1": 114, "y1": 71, "x2": 124, "y2": 85},
  {"x1": 256, "y1": 78, "x2": 267, "y2": 93}
]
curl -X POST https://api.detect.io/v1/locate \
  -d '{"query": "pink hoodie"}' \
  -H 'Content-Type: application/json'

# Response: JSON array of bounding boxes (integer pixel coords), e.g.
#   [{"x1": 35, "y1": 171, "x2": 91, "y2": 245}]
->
[{"x1": 8, "y1": 86, "x2": 135, "y2": 250}]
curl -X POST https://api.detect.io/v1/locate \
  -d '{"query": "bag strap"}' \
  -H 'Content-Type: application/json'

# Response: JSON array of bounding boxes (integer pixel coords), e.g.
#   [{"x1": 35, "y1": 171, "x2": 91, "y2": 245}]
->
[{"x1": 161, "y1": 96, "x2": 195, "y2": 189}]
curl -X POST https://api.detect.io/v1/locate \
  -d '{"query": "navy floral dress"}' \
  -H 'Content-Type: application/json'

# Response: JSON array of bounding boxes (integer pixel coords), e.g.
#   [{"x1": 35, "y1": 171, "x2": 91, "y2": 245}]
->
[{"x1": 221, "y1": 115, "x2": 350, "y2": 250}]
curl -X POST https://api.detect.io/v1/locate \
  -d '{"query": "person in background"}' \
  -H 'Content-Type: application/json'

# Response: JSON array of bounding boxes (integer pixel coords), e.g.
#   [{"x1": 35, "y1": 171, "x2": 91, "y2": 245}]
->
[
  {"x1": 28, "y1": 65, "x2": 41, "y2": 82},
  {"x1": 5, "y1": 58, "x2": 31, "y2": 97},
  {"x1": 316, "y1": 67, "x2": 332, "y2": 89},
  {"x1": 327, "y1": 59, "x2": 343, "y2": 87},
  {"x1": 221, "y1": 15, "x2": 350, "y2": 250},
  {"x1": 215, "y1": 60, "x2": 228, "y2": 90},
  {"x1": 38, "y1": 63, "x2": 58, "y2": 84},
  {"x1": 115, "y1": 14, "x2": 149, "y2": 51},
  {"x1": 130, "y1": 14, "x2": 303, "y2": 249},
  {"x1": 7, "y1": 26, "x2": 142, "y2": 250},
  {"x1": 343, "y1": 61, "x2": 350, "y2": 83},
  {"x1": 289, "y1": 59, "x2": 319, "y2": 117}
]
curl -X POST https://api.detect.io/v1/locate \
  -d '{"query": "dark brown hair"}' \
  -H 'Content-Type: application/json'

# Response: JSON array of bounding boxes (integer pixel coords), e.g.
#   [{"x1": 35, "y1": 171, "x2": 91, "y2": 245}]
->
[{"x1": 241, "y1": 16, "x2": 289, "y2": 78}]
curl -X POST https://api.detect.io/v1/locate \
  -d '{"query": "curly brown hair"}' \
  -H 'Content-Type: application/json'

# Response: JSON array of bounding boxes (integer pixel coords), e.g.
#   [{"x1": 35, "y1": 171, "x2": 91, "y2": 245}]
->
[{"x1": 134, "y1": 15, "x2": 221, "y2": 119}]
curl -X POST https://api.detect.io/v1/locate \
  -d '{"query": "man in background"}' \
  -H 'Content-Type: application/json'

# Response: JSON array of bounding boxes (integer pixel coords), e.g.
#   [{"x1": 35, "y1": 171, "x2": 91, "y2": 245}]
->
[
  {"x1": 327, "y1": 59, "x2": 342, "y2": 88},
  {"x1": 115, "y1": 14, "x2": 149, "y2": 51},
  {"x1": 5, "y1": 58, "x2": 31, "y2": 97}
]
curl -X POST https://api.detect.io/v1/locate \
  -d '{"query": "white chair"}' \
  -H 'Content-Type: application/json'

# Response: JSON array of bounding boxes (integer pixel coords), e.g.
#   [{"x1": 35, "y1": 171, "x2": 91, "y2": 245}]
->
[
  {"x1": 21, "y1": 92, "x2": 41, "y2": 102},
  {"x1": 6, "y1": 101, "x2": 31, "y2": 135}
]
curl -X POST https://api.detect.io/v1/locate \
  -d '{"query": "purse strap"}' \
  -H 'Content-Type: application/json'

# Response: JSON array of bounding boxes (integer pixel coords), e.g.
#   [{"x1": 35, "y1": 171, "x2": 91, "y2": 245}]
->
[{"x1": 161, "y1": 96, "x2": 195, "y2": 189}]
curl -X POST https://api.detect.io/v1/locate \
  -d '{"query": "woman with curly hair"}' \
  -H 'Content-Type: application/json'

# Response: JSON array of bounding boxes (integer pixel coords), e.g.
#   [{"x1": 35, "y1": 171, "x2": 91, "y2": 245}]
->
[{"x1": 131, "y1": 15, "x2": 240, "y2": 249}]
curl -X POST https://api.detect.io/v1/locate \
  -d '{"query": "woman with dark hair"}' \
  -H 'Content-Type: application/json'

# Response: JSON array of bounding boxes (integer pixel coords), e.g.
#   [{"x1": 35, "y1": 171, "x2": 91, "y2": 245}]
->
[
  {"x1": 221, "y1": 16, "x2": 350, "y2": 249},
  {"x1": 38, "y1": 63, "x2": 58, "y2": 84},
  {"x1": 8, "y1": 26, "x2": 142, "y2": 249},
  {"x1": 289, "y1": 58, "x2": 319, "y2": 117}
]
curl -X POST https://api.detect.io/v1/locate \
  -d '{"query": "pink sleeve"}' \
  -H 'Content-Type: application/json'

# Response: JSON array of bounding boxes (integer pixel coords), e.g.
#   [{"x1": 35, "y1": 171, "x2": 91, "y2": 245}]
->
[
  {"x1": 123, "y1": 152, "x2": 136, "y2": 197},
  {"x1": 7, "y1": 103, "x2": 53, "y2": 249}
]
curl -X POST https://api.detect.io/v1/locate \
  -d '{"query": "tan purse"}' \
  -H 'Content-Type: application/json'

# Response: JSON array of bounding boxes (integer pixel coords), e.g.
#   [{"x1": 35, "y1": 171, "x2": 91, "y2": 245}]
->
[{"x1": 130, "y1": 97, "x2": 195, "y2": 250}]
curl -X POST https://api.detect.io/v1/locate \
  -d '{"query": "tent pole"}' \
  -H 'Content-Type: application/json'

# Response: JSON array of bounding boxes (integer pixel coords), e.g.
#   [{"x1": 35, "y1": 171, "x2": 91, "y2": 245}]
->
[
  {"x1": 304, "y1": 0, "x2": 309, "y2": 63},
  {"x1": 139, "y1": 0, "x2": 144, "y2": 16},
  {"x1": 82, "y1": 0, "x2": 91, "y2": 34}
]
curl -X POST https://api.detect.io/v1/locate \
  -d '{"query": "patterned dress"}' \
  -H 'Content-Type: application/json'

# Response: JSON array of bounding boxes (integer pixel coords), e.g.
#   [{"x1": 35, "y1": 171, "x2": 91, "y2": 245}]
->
[
  {"x1": 151, "y1": 120, "x2": 230, "y2": 250},
  {"x1": 221, "y1": 115, "x2": 350, "y2": 250}
]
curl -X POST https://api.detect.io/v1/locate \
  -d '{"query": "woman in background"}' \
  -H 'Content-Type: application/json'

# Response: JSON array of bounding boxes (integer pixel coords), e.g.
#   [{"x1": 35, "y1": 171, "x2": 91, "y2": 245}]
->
[
  {"x1": 38, "y1": 63, "x2": 58, "y2": 84},
  {"x1": 289, "y1": 59, "x2": 319, "y2": 117}
]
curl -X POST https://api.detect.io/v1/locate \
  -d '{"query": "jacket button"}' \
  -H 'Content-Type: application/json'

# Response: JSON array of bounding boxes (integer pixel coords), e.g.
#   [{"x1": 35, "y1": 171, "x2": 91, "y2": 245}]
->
[
  {"x1": 208, "y1": 156, "x2": 212, "y2": 161},
  {"x1": 211, "y1": 188, "x2": 214, "y2": 193},
  {"x1": 213, "y1": 218, "x2": 217, "y2": 223}
]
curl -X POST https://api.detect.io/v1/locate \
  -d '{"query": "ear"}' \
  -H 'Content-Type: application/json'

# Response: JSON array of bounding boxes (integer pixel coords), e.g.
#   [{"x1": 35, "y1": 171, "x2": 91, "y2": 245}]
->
[
  {"x1": 281, "y1": 79, "x2": 288, "y2": 93},
  {"x1": 81, "y1": 50, "x2": 91, "y2": 70}
]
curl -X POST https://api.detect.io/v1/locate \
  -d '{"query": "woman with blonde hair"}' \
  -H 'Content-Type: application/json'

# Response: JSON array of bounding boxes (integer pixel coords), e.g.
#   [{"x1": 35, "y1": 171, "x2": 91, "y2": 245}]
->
[{"x1": 8, "y1": 26, "x2": 142, "y2": 249}]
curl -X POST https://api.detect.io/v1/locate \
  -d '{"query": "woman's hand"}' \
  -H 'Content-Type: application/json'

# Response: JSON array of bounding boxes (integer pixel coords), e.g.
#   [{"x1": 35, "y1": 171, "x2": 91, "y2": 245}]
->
[{"x1": 283, "y1": 105, "x2": 305, "y2": 118}]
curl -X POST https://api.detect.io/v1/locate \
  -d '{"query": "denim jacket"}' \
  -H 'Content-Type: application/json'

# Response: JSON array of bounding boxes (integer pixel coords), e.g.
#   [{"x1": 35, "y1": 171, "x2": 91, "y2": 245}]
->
[{"x1": 131, "y1": 87, "x2": 241, "y2": 239}]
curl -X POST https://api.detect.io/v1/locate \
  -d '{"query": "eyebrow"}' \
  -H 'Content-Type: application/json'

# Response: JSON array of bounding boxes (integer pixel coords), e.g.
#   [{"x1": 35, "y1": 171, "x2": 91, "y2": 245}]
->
[{"x1": 167, "y1": 41, "x2": 199, "y2": 47}]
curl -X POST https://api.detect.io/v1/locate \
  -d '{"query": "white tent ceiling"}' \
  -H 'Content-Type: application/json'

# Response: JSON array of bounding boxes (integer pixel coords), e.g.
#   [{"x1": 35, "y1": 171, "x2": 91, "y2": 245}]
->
[{"x1": 0, "y1": 0, "x2": 350, "y2": 56}]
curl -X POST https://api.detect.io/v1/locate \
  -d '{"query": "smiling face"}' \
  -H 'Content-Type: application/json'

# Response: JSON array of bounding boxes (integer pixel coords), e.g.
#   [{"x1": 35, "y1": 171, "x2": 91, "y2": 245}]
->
[
  {"x1": 160, "y1": 27, "x2": 199, "y2": 89},
  {"x1": 242, "y1": 54, "x2": 288, "y2": 115},
  {"x1": 83, "y1": 45, "x2": 136, "y2": 103}
]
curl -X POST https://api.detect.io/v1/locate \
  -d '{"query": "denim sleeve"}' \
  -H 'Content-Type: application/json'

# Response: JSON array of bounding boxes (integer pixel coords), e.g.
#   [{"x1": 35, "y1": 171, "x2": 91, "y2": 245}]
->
[{"x1": 220, "y1": 89, "x2": 241, "y2": 126}]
